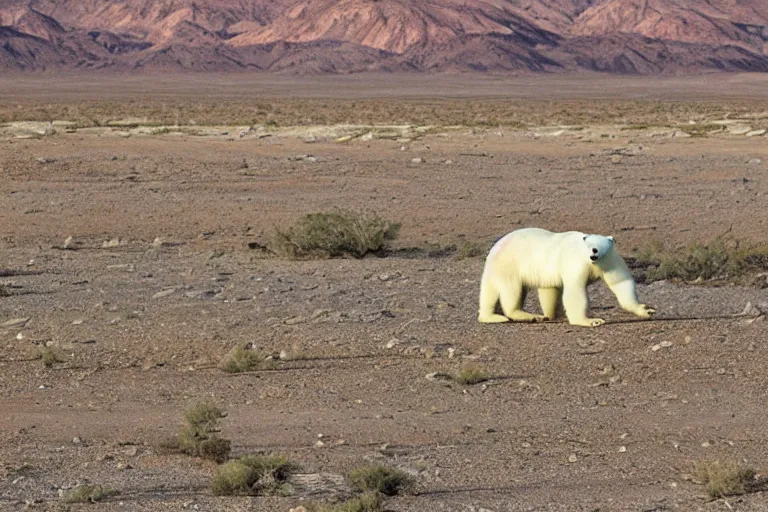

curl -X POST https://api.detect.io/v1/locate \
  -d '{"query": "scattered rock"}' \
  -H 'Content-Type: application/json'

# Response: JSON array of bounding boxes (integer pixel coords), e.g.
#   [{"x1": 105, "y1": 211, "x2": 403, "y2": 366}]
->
[
  {"x1": 747, "y1": 158, "x2": 763, "y2": 165},
  {"x1": 746, "y1": 129, "x2": 767, "y2": 137},
  {"x1": 62, "y1": 236, "x2": 74, "y2": 249},
  {"x1": 411, "y1": 157, "x2": 424, "y2": 164},
  {"x1": 2, "y1": 317, "x2": 30, "y2": 328},
  {"x1": 284, "y1": 316, "x2": 306, "y2": 325},
  {"x1": 152, "y1": 288, "x2": 176, "y2": 299},
  {"x1": 611, "y1": 155, "x2": 622, "y2": 164},
  {"x1": 650, "y1": 340, "x2": 673, "y2": 352},
  {"x1": 727, "y1": 125, "x2": 752, "y2": 135},
  {"x1": 37, "y1": 157, "x2": 55, "y2": 164},
  {"x1": 568, "y1": 454, "x2": 578, "y2": 463},
  {"x1": 102, "y1": 238, "x2": 121, "y2": 248}
]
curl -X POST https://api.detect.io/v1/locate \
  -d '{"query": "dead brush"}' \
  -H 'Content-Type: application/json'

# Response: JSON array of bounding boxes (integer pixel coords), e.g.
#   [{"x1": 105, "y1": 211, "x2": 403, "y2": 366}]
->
[
  {"x1": 268, "y1": 210, "x2": 400, "y2": 259},
  {"x1": 159, "y1": 402, "x2": 231, "y2": 463},
  {"x1": 633, "y1": 240, "x2": 768, "y2": 283},
  {"x1": 62, "y1": 484, "x2": 115, "y2": 503},
  {"x1": 40, "y1": 347, "x2": 64, "y2": 368},
  {"x1": 313, "y1": 492, "x2": 383, "y2": 512},
  {"x1": 220, "y1": 343, "x2": 274, "y2": 373},
  {"x1": 211, "y1": 454, "x2": 299, "y2": 496},
  {"x1": 452, "y1": 364, "x2": 490, "y2": 385},
  {"x1": 348, "y1": 464, "x2": 415, "y2": 496},
  {"x1": 693, "y1": 461, "x2": 768, "y2": 498}
]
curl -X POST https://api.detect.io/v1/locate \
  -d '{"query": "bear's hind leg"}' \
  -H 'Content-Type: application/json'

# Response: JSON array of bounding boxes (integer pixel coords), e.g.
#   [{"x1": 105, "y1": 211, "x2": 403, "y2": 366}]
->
[
  {"x1": 563, "y1": 281, "x2": 605, "y2": 327},
  {"x1": 478, "y1": 275, "x2": 509, "y2": 323},
  {"x1": 500, "y1": 282, "x2": 546, "y2": 323},
  {"x1": 537, "y1": 287, "x2": 561, "y2": 320}
]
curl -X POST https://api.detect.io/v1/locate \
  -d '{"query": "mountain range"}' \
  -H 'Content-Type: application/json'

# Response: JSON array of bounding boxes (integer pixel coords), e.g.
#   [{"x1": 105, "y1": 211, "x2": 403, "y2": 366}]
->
[{"x1": 2, "y1": 0, "x2": 768, "y2": 74}]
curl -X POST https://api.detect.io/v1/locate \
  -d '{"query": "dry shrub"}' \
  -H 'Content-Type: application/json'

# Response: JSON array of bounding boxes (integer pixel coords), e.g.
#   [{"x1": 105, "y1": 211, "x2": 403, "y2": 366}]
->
[
  {"x1": 211, "y1": 454, "x2": 298, "y2": 496},
  {"x1": 348, "y1": 465, "x2": 414, "y2": 497},
  {"x1": 269, "y1": 210, "x2": 400, "y2": 259},
  {"x1": 694, "y1": 461, "x2": 767, "y2": 498},
  {"x1": 160, "y1": 402, "x2": 231, "y2": 463},
  {"x1": 453, "y1": 364, "x2": 490, "y2": 385}
]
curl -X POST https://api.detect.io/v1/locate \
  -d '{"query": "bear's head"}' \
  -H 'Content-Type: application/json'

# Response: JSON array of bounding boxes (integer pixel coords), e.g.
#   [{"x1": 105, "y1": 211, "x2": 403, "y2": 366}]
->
[{"x1": 582, "y1": 234, "x2": 615, "y2": 263}]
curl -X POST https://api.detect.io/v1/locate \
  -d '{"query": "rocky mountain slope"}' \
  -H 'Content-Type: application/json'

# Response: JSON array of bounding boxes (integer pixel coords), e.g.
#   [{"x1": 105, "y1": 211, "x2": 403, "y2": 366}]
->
[{"x1": 2, "y1": 0, "x2": 768, "y2": 73}]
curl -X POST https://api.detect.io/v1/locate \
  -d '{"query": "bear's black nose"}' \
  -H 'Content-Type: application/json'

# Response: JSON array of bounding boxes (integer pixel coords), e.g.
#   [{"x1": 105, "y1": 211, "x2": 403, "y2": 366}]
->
[
  {"x1": 590, "y1": 255, "x2": 598, "y2": 262},
  {"x1": 592, "y1": 248, "x2": 599, "y2": 254}
]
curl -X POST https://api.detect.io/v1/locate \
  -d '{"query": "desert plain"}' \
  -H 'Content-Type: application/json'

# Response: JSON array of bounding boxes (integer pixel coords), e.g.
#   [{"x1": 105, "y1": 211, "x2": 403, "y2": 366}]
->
[{"x1": 1, "y1": 72, "x2": 768, "y2": 511}]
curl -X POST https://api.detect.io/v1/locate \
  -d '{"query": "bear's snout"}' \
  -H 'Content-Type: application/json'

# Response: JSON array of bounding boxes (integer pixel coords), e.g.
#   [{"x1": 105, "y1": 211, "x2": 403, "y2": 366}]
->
[{"x1": 591, "y1": 248, "x2": 599, "y2": 254}]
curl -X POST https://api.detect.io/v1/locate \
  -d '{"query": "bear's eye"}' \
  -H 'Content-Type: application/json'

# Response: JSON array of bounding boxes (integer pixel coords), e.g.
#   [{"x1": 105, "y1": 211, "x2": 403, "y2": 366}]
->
[{"x1": 592, "y1": 248, "x2": 598, "y2": 254}]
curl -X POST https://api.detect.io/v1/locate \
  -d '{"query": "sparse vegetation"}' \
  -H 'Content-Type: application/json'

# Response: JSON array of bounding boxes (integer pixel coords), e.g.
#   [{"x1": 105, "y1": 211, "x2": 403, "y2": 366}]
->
[
  {"x1": 315, "y1": 492, "x2": 383, "y2": 512},
  {"x1": 40, "y1": 347, "x2": 64, "y2": 368},
  {"x1": 160, "y1": 402, "x2": 231, "y2": 463},
  {"x1": 348, "y1": 465, "x2": 414, "y2": 497},
  {"x1": 454, "y1": 240, "x2": 487, "y2": 260},
  {"x1": 694, "y1": 461, "x2": 767, "y2": 498},
  {"x1": 269, "y1": 210, "x2": 400, "y2": 259},
  {"x1": 453, "y1": 364, "x2": 490, "y2": 385},
  {"x1": 674, "y1": 123, "x2": 725, "y2": 137},
  {"x1": 633, "y1": 241, "x2": 768, "y2": 283},
  {"x1": 220, "y1": 344, "x2": 273, "y2": 373},
  {"x1": 62, "y1": 484, "x2": 115, "y2": 503},
  {"x1": 211, "y1": 454, "x2": 298, "y2": 496}
]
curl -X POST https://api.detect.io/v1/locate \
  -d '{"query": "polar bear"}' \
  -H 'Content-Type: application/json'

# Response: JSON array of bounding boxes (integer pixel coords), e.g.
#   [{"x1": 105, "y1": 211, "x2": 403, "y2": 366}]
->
[{"x1": 477, "y1": 227, "x2": 655, "y2": 327}]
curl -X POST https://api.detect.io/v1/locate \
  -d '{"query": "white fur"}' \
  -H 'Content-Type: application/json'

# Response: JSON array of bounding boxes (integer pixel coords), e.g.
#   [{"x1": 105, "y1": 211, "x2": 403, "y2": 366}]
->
[{"x1": 477, "y1": 227, "x2": 655, "y2": 327}]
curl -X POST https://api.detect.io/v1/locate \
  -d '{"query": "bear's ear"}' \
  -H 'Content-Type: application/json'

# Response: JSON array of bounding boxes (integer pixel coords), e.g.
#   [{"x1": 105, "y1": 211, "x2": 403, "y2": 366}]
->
[
  {"x1": 608, "y1": 236, "x2": 615, "y2": 242},
  {"x1": 583, "y1": 235, "x2": 588, "y2": 241}
]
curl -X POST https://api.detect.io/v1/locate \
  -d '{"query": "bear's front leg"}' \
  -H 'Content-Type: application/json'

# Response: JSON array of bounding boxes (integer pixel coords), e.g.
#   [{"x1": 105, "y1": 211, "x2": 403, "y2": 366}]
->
[
  {"x1": 606, "y1": 279, "x2": 656, "y2": 319},
  {"x1": 562, "y1": 281, "x2": 605, "y2": 327}
]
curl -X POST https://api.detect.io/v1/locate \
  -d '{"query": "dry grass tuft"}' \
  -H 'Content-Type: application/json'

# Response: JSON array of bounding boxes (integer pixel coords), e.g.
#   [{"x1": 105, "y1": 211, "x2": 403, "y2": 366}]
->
[
  {"x1": 220, "y1": 344, "x2": 274, "y2": 373},
  {"x1": 348, "y1": 465, "x2": 415, "y2": 497},
  {"x1": 633, "y1": 240, "x2": 768, "y2": 283},
  {"x1": 315, "y1": 492, "x2": 383, "y2": 512},
  {"x1": 40, "y1": 347, "x2": 64, "y2": 368},
  {"x1": 211, "y1": 454, "x2": 298, "y2": 496},
  {"x1": 453, "y1": 364, "x2": 490, "y2": 385},
  {"x1": 268, "y1": 210, "x2": 400, "y2": 259},
  {"x1": 693, "y1": 461, "x2": 767, "y2": 498},
  {"x1": 62, "y1": 484, "x2": 115, "y2": 503},
  {"x1": 159, "y1": 402, "x2": 231, "y2": 463}
]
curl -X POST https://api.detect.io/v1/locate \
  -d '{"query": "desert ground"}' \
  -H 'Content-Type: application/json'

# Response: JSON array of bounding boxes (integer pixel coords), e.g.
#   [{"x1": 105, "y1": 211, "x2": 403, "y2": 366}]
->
[{"x1": 1, "y1": 73, "x2": 768, "y2": 512}]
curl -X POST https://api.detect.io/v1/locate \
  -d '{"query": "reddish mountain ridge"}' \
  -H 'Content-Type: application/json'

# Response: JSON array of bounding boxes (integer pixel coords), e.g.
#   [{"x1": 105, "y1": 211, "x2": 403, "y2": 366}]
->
[{"x1": 2, "y1": 0, "x2": 768, "y2": 73}]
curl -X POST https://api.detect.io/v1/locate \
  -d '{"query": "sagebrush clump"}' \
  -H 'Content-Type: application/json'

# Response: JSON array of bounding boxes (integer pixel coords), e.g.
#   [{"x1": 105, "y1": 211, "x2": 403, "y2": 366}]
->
[
  {"x1": 160, "y1": 402, "x2": 231, "y2": 463},
  {"x1": 268, "y1": 210, "x2": 400, "y2": 259},
  {"x1": 211, "y1": 454, "x2": 298, "y2": 496},
  {"x1": 693, "y1": 461, "x2": 766, "y2": 498},
  {"x1": 348, "y1": 465, "x2": 414, "y2": 496},
  {"x1": 633, "y1": 241, "x2": 768, "y2": 283}
]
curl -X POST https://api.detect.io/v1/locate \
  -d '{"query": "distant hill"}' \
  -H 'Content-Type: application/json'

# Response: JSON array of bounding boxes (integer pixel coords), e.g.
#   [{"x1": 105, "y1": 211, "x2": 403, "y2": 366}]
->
[{"x1": 2, "y1": 0, "x2": 768, "y2": 73}]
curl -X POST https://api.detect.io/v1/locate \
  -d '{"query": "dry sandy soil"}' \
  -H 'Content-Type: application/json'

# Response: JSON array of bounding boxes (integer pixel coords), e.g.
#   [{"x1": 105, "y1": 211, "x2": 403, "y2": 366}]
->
[{"x1": 1, "y1": 74, "x2": 768, "y2": 512}]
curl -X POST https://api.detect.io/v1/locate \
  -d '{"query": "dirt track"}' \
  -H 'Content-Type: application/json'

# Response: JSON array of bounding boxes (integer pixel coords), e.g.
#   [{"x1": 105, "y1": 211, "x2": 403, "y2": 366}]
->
[{"x1": 1, "y1": 79, "x2": 768, "y2": 511}]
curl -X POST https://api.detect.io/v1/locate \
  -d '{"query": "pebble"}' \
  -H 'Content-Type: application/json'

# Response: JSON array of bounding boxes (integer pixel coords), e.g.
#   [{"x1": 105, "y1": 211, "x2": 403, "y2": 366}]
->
[
  {"x1": 618, "y1": 446, "x2": 627, "y2": 453},
  {"x1": 284, "y1": 316, "x2": 306, "y2": 325},
  {"x1": 152, "y1": 288, "x2": 176, "y2": 299},
  {"x1": 651, "y1": 340, "x2": 673, "y2": 351},
  {"x1": 2, "y1": 317, "x2": 30, "y2": 328},
  {"x1": 102, "y1": 238, "x2": 121, "y2": 248},
  {"x1": 568, "y1": 454, "x2": 578, "y2": 463},
  {"x1": 411, "y1": 157, "x2": 424, "y2": 164}
]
